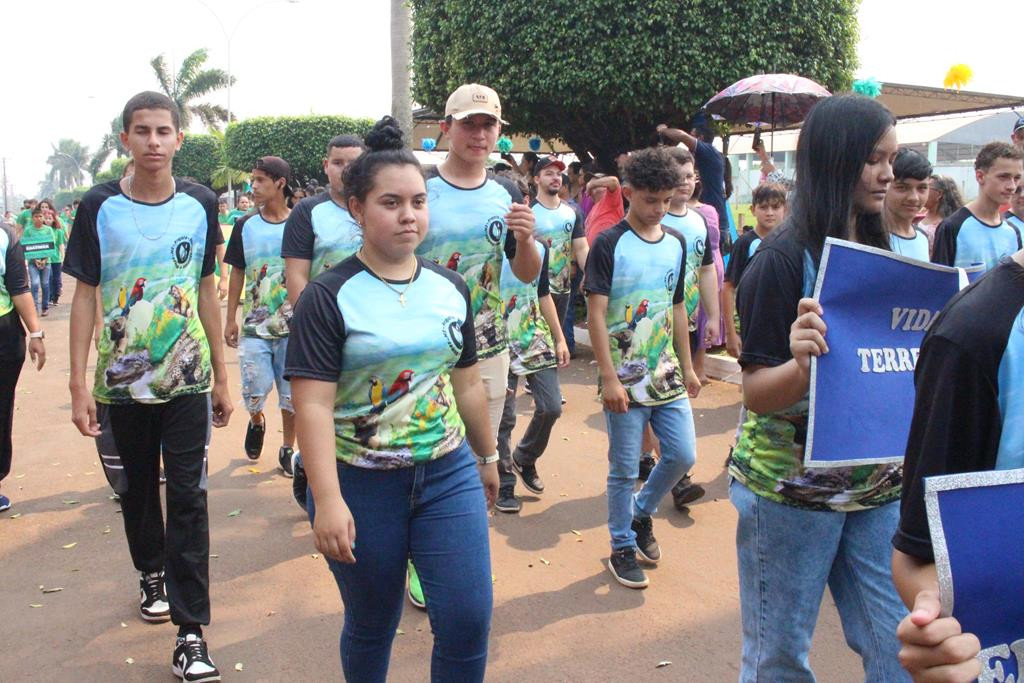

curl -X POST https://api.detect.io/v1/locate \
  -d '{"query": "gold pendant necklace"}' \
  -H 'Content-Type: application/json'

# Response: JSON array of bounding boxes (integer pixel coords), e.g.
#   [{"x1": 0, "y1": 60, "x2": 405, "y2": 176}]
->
[{"x1": 359, "y1": 251, "x2": 417, "y2": 307}]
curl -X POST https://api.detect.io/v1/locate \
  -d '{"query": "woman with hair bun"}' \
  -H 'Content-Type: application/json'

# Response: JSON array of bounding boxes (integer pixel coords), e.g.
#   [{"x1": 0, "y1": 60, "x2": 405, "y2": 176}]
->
[{"x1": 285, "y1": 116, "x2": 499, "y2": 682}]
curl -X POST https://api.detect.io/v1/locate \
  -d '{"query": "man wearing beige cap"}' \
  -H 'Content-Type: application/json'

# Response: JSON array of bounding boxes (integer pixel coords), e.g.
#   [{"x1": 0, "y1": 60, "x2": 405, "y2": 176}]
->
[{"x1": 416, "y1": 83, "x2": 541, "y2": 515}]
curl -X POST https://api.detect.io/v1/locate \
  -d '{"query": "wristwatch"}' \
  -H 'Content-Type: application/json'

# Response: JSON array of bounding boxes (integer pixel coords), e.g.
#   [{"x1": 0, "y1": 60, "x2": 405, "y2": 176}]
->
[{"x1": 28, "y1": 329, "x2": 44, "y2": 339}]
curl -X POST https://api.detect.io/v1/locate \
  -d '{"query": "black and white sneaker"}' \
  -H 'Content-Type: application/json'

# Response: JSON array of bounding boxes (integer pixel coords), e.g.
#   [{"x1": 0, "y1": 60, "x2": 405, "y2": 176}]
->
[
  {"x1": 512, "y1": 456, "x2": 544, "y2": 494},
  {"x1": 172, "y1": 634, "x2": 221, "y2": 682},
  {"x1": 291, "y1": 451, "x2": 308, "y2": 511},
  {"x1": 607, "y1": 547, "x2": 648, "y2": 589},
  {"x1": 671, "y1": 476, "x2": 706, "y2": 510},
  {"x1": 631, "y1": 516, "x2": 661, "y2": 564},
  {"x1": 278, "y1": 446, "x2": 294, "y2": 478},
  {"x1": 139, "y1": 570, "x2": 171, "y2": 622},
  {"x1": 637, "y1": 452, "x2": 657, "y2": 482},
  {"x1": 493, "y1": 484, "x2": 521, "y2": 513},
  {"x1": 244, "y1": 420, "x2": 265, "y2": 460}
]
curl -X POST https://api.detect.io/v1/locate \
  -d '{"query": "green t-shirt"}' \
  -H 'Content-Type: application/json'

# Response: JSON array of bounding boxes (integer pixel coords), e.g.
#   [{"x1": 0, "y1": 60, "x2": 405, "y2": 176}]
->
[
  {"x1": 16, "y1": 210, "x2": 32, "y2": 229},
  {"x1": 51, "y1": 224, "x2": 67, "y2": 263},
  {"x1": 21, "y1": 225, "x2": 59, "y2": 263}
]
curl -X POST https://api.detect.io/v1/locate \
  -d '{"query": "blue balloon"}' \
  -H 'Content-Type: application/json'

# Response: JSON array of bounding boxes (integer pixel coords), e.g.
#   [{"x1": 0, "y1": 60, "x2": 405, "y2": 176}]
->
[{"x1": 421, "y1": 138, "x2": 436, "y2": 152}]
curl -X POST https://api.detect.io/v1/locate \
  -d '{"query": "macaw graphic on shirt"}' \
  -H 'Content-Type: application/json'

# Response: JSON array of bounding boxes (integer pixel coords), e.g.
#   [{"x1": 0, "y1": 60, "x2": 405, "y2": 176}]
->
[{"x1": 499, "y1": 242, "x2": 557, "y2": 375}]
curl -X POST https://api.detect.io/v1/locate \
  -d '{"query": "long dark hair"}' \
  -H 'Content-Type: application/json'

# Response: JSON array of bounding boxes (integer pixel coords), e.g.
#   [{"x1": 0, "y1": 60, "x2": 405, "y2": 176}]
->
[
  {"x1": 929, "y1": 175, "x2": 964, "y2": 220},
  {"x1": 788, "y1": 95, "x2": 895, "y2": 259}
]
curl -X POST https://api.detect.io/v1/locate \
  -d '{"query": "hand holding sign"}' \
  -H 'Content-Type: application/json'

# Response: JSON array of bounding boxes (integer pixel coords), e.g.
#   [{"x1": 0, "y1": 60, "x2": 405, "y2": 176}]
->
[
  {"x1": 897, "y1": 590, "x2": 981, "y2": 682},
  {"x1": 790, "y1": 297, "x2": 828, "y2": 382}
]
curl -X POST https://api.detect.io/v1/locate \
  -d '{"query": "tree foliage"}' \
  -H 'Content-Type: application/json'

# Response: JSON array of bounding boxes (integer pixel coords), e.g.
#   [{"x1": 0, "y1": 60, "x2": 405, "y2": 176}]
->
[
  {"x1": 151, "y1": 48, "x2": 233, "y2": 131},
  {"x1": 54, "y1": 186, "x2": 90, "y2": 209},
  {"x1": 46, "y1": 139, "x2": 91, "y2": 191},
  {"x1": 224, "y1": 115, "x2": 375, "y2": 186},
  {"x1": 172, "y1": 133, "x2": 222, "y2": 185},
  {"x1": 410, "y1": 0, "x2": 859, "y2": 169},
  {"x1": 90, "y1": 116, "x2": 129, "y2": 177},
  {"x1": 94, "y1": 157, "x2": 132, "y2": 185}
]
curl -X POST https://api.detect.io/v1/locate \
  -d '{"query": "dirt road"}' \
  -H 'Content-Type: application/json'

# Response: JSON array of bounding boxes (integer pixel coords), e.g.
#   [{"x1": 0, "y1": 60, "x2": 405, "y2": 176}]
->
[{"x1": 0, "y1": 281, "x2": 863, "y2": 681}]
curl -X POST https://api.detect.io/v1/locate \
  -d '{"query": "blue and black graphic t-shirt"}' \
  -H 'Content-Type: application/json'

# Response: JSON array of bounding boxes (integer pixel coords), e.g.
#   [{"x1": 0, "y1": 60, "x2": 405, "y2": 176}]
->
[
  {"x1": 532, "y1": 200, "x2": 583, "y2": 296},
  {"x1": 0, "y1": 225, "x2": 29, "y2": 318},
  {"x1": 889, "y1": 226, "x2": 931, "y2": 262},
  {"x1": 416, "y1": 169, "x2": 522, "y2": 359},
  {"x1": 501, "y1": 242, "x2": 555, "y2": 375},
  {"x1": 932, "y1": 206, "x2": 1022, "y2": 271},
  {"x1": 725, "y1": 230, "x2": 765, "y2": 286},
  {"x1": 661, "y1": 208, "x2": 713, "y2": 330},
  {"x1": 64, "y1": 179, "x2": 221, "y2": 405},
  {"x1": 1004, "y1": 210, "x2": 1024, "y2": 237},
  {"x1": 224, "y1": 212, "x2": 291, "y2": 339},
  {"x1": 280, "y1": 193, "x2": 362, "y2": 278},
  {"x1": 285, "y1": 256, "x2": 476, "y2": 469},
  {"x1": 585, "y1": 220, "x2": 688, "y2": 406},
  {"x1": 895, "y1": 257, "x2": 1024, "y2": 561}
]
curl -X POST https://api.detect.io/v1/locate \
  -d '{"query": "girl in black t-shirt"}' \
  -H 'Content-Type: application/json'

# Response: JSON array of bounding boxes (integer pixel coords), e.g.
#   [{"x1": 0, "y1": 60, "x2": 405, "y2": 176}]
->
[{"x1": 730, "y1": 95, "x2": 907, "y2": 680}]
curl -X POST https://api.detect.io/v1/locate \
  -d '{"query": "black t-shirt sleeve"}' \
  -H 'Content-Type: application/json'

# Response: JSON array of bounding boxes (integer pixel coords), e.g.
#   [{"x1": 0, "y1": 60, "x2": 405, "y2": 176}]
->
[
  {"x1": 583, "y1": 231, "x2": 615, "y2": 296},
  {"x1": 725, "y1": 234, "x2": 749, "y2": 284},
  {"x1": 537, "y1": 248, "x2": 551, "y2": 298},
  {"x1": 63, "y1": 189, "x2": 104, "y2": 286},
  {"x1": 456, "y1": 286, "x2": 477, "y2": 368},
  {"x1": 4, "y1": 236, "x2": 28, "y2": 295},
  {"x1": 931, "y1": 219, "x2": 956, "y2": 266},
  {"x1": 284, "y1": 280, "x2": 347, "y2": 382},
  {"x1": 223, "y1": 215, "x2": 248, "y2": 269},
  {"x1": 736, "y1": 245, "x2": 803, "y2": 368},
  {"x1": 894, "y1": 335, "x2": 1001, "y2": 561},
  {"x1": 281, "y1": 200, "x2": 315, "y2": 259},
  {"x1": 698, "y1": 216, "x2": 713, "y2": 266}
]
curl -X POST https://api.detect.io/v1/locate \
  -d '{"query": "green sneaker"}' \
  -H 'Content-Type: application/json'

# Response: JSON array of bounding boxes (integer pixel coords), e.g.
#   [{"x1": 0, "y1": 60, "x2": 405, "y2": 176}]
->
[{"x1": 407, "y1": 559, "x2": 426, "y2": 609}]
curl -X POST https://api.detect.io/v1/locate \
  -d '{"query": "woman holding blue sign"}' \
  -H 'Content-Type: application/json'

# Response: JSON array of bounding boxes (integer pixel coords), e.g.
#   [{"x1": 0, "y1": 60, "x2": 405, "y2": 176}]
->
[{"x1": 730, "y1": 94, "x2": 909, "y2": 681}]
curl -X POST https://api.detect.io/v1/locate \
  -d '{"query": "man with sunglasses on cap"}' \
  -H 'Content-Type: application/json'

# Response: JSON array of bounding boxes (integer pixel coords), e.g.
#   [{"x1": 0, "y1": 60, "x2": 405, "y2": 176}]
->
[
  {"x1": 224, "y1": 157, "x2": 296, "y2": 477},
  {"x1": 416, "y1": 83, "x2": 540, "y2": 516}
]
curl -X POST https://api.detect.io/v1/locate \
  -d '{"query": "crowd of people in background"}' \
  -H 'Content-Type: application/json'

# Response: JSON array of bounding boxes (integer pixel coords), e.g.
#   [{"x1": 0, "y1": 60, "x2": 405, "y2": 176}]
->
[{"x1": 1, "y1": 83, "x2": 1023, "y2": 683}]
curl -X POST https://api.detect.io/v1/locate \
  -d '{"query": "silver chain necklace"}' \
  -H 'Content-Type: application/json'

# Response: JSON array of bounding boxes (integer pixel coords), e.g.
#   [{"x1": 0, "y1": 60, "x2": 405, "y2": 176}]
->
[
  {"x1": 358, "y1": 250, "x2": 417, "y2": 307},
  {"x1": 127, "y1": 175, "x2": 176, "y2": 241}
]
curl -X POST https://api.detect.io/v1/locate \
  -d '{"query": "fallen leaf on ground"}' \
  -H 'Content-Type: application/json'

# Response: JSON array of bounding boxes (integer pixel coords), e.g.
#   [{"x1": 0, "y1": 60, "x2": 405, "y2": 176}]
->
[
  {"x1": 540, "y1": 557, "x2": 550, "y2": 565},
  {"x1": 227, "y1": 509, "x2": 241, "y2": 517},
  {"x1": 559, "y1": 493, "x2": 568, "y2": 497},
  {"x1": 234, "y1": 663, "x2": 244, "y2": 671},
  {"x1": 121, "y1": 622, "x2": 127, "y2": 628},
  {"x1": 247, "y1": 467, "x2": 260, "y2": 473},
  {"x1": 125, "y1": 658, "x2": 134, "y2": 664},
  {"x1": 656, "y1": 661, "x2": 672, "y2": 668},
  {"x1": 266, "y1": 611, "x2": 277, "y2": 617},
  {"x1": 210, "y1": 554, "x2": 220, "y2": 558},
  {"x1": 570, "y1": 529, "x2": 582, "y2": 536},
  {"x1": 562, "y1": 437, "x2": 569, "y2": 441},
  {"x1": 15, "y1": 473, "x2": 25, "y2": 479},
  {"x1": 102, "y1": 526, "x2": 111, "y2": 534},
  {"x1": 395, "y1": 629, "x2": 405, "y2": 635},
  {"x1": 62, "y1": 499, "x2": 79, "y2": 505},
  {"x1": 42, "y1": 587, "x2": 64, "y2": 594},
  {"x1": 62, "y1": 542, "x2": 77, "y2": 549},
  {"x1": 9, "y1": 513, "x2": 21, "y2": 518},
  {"x1": 29, "y1": 603, "x2": 43, "y2": 608},
  {"x1": 311, "y1": 554, "x2": 319, "y2": 559}
]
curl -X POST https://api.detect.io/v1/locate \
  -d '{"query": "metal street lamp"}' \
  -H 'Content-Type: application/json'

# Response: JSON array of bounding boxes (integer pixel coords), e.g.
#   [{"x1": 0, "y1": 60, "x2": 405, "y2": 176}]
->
[{"x1": 195, "y1": 0, "x2": 301, "y2": 208}]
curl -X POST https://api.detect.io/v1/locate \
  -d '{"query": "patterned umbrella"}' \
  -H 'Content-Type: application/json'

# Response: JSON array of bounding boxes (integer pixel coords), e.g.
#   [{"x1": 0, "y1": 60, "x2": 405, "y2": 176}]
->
[{"x1": 704, "y1": 73, "x2": 831, "y2": 128}]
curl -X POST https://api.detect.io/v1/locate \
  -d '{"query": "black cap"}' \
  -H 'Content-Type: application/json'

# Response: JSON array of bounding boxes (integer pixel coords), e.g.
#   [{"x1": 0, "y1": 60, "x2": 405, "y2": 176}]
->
[
  {"x1": 254, "y1": 156, "x2": 293, "y2": 197},
  {"x1": 532, "y1": 156, "x2": 566, "y2": 176}
]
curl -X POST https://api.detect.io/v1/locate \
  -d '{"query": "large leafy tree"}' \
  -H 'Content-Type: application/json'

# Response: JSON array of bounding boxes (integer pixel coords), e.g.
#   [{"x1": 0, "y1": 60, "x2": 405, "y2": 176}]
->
[
  {"x1": 151, "y1": 48, "x2": 233, "y2": 131},
  {"x1": 46, "y1": 138, "x2": 91, "y2": 191},
  {"x1": 411, "y1": 0, "x2": 859, "y2": 170}
]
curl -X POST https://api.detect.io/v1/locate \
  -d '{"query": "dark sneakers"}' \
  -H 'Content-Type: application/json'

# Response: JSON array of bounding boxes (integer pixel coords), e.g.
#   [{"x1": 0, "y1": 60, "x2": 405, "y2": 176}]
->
[
  {"x1": 607, "y1": 547, "x2": 648, "y2": 589},
  {"x1": 637, "y1": 452, "x2": 657, "y2": 482},
  {"x1": 172, "y1": 634, "x2": 221, "y2": 682},
  {"x1": 139, "y1": 570, "x2": 171, "y2": 623},
  {"x1": 631, "y1": 517, "x2": 661, "y2": 564},
  {"x1": 494, "y1": 484, "x2": 521, "y2": 513},
  {"x1": 671, "y1": 476, "x2": 706, "y2": 510},
  {"x1": 244, "y1": 420, "x2": 265, "y2": 460},
  {"x1": 291, "y1": 451, "x2": 308, "y2": 511},
  {"x1": 278, "y1": 446, "x2": 294, "y2": 478},
  {"x1": 512, "y1": 456, "x2": 544, "y2": 494}
]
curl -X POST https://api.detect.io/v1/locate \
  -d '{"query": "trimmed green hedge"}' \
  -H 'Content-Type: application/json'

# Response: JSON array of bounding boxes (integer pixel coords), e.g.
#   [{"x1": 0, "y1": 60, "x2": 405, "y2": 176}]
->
[
  {"x1": 173, "y1": 134, "x2": 221, "y2": 185},
  {"x1": 55, "y1": 186, "x2": 89, "y2": 209},
  {"x1": 224, "y1": 115, "x2": 375, "y2": 186}
]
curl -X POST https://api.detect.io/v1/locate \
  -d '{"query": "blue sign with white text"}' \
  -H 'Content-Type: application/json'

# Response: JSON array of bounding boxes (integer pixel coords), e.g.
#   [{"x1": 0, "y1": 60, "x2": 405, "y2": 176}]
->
[
  {"x1": 927, "y1": 470, "x2": 1024, "y2": 682},
  {"x1": 805, "y1": 239, "x2": 973, "y2": 467}
]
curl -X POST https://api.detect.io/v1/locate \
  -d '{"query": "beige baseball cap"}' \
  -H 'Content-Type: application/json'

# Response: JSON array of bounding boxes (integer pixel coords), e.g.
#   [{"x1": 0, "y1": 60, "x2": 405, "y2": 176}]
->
[{"x1": 445, "y1": 83, "x2": 508, "y2": 124}]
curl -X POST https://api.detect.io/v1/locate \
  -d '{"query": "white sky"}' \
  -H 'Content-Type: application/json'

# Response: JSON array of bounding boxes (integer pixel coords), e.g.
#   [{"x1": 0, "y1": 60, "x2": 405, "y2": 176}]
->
[{"x1": 0, "y1": 0, "x2": 1015, "y2": 199}]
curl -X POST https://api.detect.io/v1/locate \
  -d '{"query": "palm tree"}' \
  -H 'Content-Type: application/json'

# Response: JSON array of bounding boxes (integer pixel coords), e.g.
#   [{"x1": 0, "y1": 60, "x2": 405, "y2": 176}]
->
[
  {"x1": 150, "y1": 48, "x2": 234, "y2": 131},
  {"x1": 390, "y1": 0, "x2": 413, "y2": 147},
  {"x1": 46, "y1": 139, "x2": 91, "y2": 191},
  {"x1": 208, "y1": 130, "x2": 249, "y2": 191},
  {"x1": 90, "y1": 116, "x2": 129, "y2": 178}
]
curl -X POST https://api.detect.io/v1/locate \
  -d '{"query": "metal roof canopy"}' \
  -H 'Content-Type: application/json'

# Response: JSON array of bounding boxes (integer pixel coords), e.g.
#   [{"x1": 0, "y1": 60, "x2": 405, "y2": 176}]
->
[{"x1": 878, "y1": 82, "x2": 1024, "y2": 119}]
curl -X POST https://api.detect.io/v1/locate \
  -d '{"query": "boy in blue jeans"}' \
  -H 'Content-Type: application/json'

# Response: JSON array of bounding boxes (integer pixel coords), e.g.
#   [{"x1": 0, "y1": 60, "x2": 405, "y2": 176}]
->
[{"x1": 585, "y1": 147, "x2": 701, "y2": 589}]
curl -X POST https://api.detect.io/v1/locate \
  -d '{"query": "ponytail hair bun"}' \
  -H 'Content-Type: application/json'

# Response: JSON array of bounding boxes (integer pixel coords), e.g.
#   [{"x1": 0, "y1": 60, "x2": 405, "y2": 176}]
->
[{"x1": 365, "y1": 116, "x2": 406, "y2": 153}]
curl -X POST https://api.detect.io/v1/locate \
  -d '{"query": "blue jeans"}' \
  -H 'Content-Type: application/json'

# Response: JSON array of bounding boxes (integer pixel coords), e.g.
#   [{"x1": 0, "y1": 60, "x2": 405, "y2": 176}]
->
[
  {"x1": 28, "y1": 262, "x2": 50, "y2": 312},
  {"x1": 730, "y1": 480, "x2": 908, "y2": 682},
  {"x1": 605, "y1": 397, "x2": 696, "y2": 550},
  {"x1": 49, "y1": 261, "x2": 63, "y2": 303},
  {"x1": 308, "y1": 441, "x2": 492, "y2": 683},
  {"x1": 561, "y1": 267, "x2": 583, "y2": 352},
  {"x1": 238, "y1": 336, "x2": 292, "y2": 414}
]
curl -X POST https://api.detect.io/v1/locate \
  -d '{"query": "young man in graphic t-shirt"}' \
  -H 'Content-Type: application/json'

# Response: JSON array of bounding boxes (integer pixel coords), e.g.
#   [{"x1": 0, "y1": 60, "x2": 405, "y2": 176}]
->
[
  {"x1": 932, "y1": 142, "x2": 1024, "y2": 271},
  {"x1": 65, "y1": 91, "x2": 232, "y2": 683},
  {"x1": 224, "y1": 156, "x2": 295, "y2": 477},
  {"x1": 415, "y1": 83, "x2": 540, "y2": 514},
  {"x1": 586, "y1": 147, "x2": 701, "y2": 589},
  {"x1": 530, "y1": 156, "x2": 588, "y2": 323},
  {"x1": 892, "y1": 247, "x2": 1024, "y2": 682},
  {"x1": 884, "y1": 148, "x2": 932, "y2": 262},
  {"x1": 280, "y1": 132, "x2": 365, "y2": 506},
  {"x1": 496, "y1": 243, "x2": 569, "y2": 511}
]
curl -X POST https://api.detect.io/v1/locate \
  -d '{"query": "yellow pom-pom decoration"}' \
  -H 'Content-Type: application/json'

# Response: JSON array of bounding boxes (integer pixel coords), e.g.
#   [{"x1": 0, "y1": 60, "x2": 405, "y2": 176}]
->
[{"x1": 943, "y1": 64, "x2": 973, "y2": 91}]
